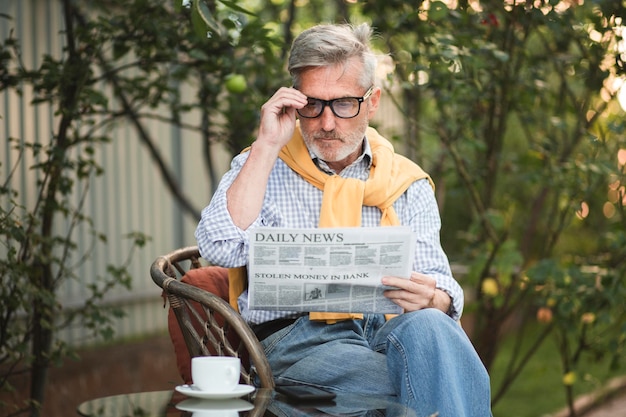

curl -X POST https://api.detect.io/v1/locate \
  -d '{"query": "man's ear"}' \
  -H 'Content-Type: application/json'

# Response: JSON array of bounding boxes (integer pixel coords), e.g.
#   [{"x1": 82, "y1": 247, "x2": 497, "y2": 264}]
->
[{"x1": 367, "y1": 87, "x2": 382, "y2": 118}]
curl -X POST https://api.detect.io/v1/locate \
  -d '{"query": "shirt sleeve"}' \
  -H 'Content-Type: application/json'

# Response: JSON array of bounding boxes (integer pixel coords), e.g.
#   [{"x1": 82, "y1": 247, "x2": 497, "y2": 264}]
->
[
  {"x1": 403, "y1": 179, "x2": 464, "y2": 320},
  {"x1": 194, "y1": 151, "x2": 260, "y2": 268}
]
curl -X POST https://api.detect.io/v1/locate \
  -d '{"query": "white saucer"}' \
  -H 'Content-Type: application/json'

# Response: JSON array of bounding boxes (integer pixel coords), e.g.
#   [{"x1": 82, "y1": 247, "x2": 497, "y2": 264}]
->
[
  {"x1": 175, "y1": 384, "x2": 255, "y2": 399},
  {"x1": 176, "y1": 398, "x2": 254, "y2": 412}
]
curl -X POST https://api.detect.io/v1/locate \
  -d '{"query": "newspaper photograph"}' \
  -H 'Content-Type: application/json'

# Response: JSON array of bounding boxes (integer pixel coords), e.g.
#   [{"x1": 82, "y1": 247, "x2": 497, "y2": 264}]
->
[{"x1": 247, "y1": 226, "x2": 415, "y2": 314}]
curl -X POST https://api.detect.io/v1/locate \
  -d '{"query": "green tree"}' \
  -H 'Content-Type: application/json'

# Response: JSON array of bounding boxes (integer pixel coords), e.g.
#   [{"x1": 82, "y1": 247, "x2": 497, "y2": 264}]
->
[
  {"x1": 0, "y1": 5, "x2": 147, "y2": 415},
  {"x1": 363, "y1": 0, "x2": 626, "y2": 413}
]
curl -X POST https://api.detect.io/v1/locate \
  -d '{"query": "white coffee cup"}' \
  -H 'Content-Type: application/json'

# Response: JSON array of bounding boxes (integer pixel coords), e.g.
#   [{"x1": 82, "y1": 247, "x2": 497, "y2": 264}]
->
[{"x1": 191, "y1": 356, "x2": 241, "y2": 392}]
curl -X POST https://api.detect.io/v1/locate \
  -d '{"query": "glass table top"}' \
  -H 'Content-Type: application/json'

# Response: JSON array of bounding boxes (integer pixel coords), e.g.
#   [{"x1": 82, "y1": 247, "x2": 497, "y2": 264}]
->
[{"x1": 76, "y1": 388, "x2": 416, "y2": 417}]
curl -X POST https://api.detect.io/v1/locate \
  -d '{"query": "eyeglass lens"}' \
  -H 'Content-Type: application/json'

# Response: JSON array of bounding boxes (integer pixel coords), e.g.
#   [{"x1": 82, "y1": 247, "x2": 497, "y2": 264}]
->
[
  {"x1": 297, "y1": 87, "x2": 373, "y2": 119},
  {"x1": 299, "y1": 98, "x2": 359, "y2": 118}
]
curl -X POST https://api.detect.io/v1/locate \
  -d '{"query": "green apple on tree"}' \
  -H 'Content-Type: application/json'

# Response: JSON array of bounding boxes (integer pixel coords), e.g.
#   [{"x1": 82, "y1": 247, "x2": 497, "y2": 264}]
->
[{"x1": 225, "y1": 73, "x2": 247, "y2": 94}]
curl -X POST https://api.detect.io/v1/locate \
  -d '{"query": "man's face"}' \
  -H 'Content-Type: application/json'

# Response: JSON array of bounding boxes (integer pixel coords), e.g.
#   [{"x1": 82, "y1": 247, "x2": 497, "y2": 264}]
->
[{"x1": 297, "y1": 58, "x2": 380, "y2": 173}]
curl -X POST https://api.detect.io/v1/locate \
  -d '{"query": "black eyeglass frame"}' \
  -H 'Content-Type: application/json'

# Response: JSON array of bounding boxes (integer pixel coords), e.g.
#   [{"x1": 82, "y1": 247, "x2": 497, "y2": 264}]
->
[{"x1": 296, "y1": 86, "x2": 375, "y2": 119}]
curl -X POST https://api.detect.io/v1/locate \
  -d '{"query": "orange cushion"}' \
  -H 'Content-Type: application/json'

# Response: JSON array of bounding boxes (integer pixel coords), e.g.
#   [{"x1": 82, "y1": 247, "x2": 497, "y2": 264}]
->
[{"x1": 165, "y1": 266, "x2": 234, "y2": 384}]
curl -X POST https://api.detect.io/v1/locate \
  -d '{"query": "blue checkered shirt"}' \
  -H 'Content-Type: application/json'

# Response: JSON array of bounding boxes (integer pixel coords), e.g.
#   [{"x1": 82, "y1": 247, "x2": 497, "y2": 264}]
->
[{"x1": 195, "y1": 138, "x2": 464, "y2": 324}]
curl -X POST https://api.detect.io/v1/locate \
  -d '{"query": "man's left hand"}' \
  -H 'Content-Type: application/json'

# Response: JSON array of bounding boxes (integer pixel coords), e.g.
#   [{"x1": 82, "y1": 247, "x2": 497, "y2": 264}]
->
[{"x1": 382, "y1": 272, "x2": 452, "y2": 314}]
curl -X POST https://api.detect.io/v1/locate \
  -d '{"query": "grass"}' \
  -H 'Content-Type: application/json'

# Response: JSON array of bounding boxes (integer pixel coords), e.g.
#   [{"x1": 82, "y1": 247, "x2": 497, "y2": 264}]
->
[{"x1": 489, "y1": 324, "x2": 622, "y2": 417}]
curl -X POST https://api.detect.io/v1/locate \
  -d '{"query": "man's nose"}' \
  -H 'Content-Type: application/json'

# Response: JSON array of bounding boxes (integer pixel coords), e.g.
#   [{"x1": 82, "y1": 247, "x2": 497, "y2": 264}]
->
[{"x1": 320, "y1": 106, "x2": 336, "y2": 131}]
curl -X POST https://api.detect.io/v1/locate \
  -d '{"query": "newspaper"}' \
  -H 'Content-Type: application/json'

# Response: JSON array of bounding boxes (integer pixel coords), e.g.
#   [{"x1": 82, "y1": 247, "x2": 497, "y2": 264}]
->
[{"x1": 247, "y1": 226, "x2": 415, "y2": 314}]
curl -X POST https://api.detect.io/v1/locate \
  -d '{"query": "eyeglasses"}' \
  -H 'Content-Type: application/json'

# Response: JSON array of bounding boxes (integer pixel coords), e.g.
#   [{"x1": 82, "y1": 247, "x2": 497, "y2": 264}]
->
[{"x1": 297, "y1": 87, "x2": 374, "y2": 119}]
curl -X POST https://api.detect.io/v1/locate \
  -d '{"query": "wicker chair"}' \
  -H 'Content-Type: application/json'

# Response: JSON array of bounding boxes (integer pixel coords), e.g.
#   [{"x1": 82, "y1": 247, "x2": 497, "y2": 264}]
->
[{"x1": 150, "y1": 246, "x2": 274, "y2": 389}]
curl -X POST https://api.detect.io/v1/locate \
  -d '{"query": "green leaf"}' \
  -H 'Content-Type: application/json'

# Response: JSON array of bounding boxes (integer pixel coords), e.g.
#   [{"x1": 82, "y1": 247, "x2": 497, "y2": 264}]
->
[
  {"x1": 218, "y1": 0, "x2": 257, "y2": 16},
  {"x1": 192, "y1": 0, "x2": 224, "y2": 39}
]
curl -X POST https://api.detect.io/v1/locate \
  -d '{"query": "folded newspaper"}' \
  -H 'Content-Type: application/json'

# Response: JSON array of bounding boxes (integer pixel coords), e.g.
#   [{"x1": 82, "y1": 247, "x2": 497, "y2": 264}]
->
[{"x1": 247, "y1": 226, "x2": 415, "y2": 314}]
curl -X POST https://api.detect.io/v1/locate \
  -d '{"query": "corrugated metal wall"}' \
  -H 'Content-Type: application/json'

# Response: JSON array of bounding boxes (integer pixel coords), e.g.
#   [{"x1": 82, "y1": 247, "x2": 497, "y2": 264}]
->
[
  {"x1": 1, "y1": 0, "x2": 405, "y2": 348},
  {"x1": 0, "y1": 0, "x2": 224, "y2": 347}
]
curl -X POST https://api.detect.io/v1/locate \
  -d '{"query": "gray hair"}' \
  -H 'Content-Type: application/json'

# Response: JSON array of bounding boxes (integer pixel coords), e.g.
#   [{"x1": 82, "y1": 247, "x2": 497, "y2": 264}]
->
[{"x1": 288, "y1": 23, "x2": 377, "y2": 90}]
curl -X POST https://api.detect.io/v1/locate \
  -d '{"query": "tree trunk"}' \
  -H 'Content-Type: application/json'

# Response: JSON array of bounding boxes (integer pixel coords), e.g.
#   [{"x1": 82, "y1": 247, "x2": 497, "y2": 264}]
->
[
  {"x1": 27, "y1": 1, "x2": 81, "y2": 414},
  {"x1": 28, "y1": 263, "x2": 54, "y2": 417}
]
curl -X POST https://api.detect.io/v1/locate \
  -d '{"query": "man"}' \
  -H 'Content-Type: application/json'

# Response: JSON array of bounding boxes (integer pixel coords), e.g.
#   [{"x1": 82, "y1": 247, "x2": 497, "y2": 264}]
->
[{"x1": 195, "y1": 23, "x2": 491, "y2": 416}]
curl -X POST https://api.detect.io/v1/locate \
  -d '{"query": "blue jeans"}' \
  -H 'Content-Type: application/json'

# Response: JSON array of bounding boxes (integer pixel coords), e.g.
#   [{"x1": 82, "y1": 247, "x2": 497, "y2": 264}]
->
[{"x1": 261, "y1": 309, "x2": 491, "y2": 417}]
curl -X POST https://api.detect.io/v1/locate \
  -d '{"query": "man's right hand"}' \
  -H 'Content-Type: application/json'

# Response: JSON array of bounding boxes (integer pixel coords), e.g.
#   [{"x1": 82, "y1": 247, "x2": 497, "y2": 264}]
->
[
  {"x1": 257, "y1": 87, "x2": 308, "y2": 151},
  {"x1": 226, "y1": 87, "x2": 308, "y2": 230}
]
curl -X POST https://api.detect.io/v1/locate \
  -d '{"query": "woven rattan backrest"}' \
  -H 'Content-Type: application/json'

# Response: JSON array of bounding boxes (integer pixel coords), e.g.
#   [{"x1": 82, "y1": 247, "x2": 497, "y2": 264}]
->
[{"x1": 151, "y1": 246, "x2": 274, "y2": 388}]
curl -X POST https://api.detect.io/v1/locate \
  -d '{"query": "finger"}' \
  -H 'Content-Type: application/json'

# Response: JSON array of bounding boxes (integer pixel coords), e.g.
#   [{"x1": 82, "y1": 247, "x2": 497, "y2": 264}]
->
[
  {"x1": 409, "y1": 272, "x2": 436, "y2": 287},
  {"x1": 383, "y1": 288, "x2": 410, "y2": 301},
  {"x1": 382, "y1": 274, "x2": 432, "y2": 294},
  {"x1": 266, "y1": 87, "x2": 308, "y2": 111},
  {"x1": 381, "y1": 275, "x2": 411, "y2": 289},
  {"x1": 383, "y1": 289, "x2": 423, "y2": 312}
]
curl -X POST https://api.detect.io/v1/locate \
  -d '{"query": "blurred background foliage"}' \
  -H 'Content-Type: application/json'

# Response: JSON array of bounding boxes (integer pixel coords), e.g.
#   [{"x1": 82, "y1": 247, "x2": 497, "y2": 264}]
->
[
  {"x1": 1, "y1": 0, "x2": 624, "y2": 416},
  {"x1": 359, "y1": 2, "x2": 626, "y2": 412}
]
